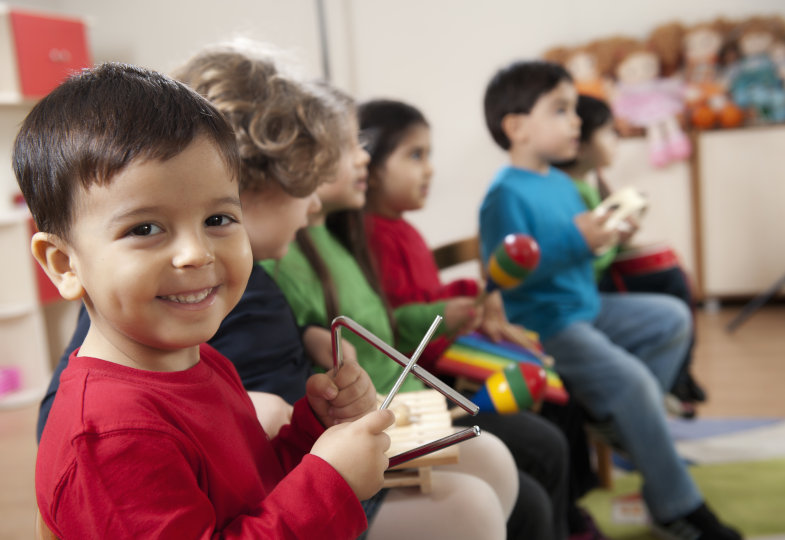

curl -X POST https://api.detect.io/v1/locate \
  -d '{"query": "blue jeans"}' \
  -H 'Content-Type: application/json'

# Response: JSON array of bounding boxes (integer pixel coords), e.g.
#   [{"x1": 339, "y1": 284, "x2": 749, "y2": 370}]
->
[{"x1": 542, "y1": 292, "x2": 702, "y2": 522}]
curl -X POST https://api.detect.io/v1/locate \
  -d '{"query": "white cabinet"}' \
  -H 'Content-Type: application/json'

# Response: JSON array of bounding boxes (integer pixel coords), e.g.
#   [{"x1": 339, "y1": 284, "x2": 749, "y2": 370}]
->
[
  {"x1": 0, "y1": 206, "x2": 51, "y2": 408},
  {"x1": 696, "y1": 126, "x2": 785, "y2": 298},
  {"x1": 601, "y1": 126, "x2": 785, "y2": 301}
]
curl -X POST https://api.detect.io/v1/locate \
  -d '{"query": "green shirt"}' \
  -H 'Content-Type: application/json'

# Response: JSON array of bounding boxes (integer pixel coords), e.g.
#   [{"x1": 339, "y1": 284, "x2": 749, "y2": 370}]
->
[
  {"x1": 572, "y1": 178, "x2": 618, "y2": 280},
  {"x1": 262, "y1": 225, "x2": 445, "y2": 394}
]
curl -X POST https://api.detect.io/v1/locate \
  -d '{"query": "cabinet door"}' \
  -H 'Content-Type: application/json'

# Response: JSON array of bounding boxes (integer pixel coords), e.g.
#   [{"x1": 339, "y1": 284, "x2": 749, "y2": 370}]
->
[
  {"x1": 699, "y1": 126, "x2": 785, "y2": 297},
  {"x1": 9, "y1": 9, "x2": 91, "y2": 98}
]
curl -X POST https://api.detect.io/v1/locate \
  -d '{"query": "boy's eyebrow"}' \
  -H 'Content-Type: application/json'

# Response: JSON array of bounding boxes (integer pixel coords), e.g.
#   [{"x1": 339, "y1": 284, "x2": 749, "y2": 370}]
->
[{"x1": 111, "y1": 196, "x2": 243, "y2": 222}]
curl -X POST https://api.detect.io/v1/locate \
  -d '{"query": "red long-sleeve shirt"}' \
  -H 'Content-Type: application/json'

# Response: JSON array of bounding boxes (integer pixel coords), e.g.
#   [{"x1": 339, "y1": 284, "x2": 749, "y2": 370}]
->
[
  {"x1": 36, "y1": 344, "x2": 366, "y2": 539},
  {"x1": 365, "y1": 214, "x2": 480, "y2": 366}
]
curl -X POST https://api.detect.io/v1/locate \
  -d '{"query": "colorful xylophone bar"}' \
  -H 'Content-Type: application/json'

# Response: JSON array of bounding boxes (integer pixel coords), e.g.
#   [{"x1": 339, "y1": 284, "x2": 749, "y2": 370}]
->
[{"x1": 437, "y1": 332, "x2": 569, "y2": 405}]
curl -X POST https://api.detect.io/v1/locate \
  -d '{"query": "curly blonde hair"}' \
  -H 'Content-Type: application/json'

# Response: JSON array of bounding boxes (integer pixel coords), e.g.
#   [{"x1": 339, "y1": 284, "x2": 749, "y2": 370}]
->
[{"x1": 173, "y1": 43, "x2": 349, "y2": 197}]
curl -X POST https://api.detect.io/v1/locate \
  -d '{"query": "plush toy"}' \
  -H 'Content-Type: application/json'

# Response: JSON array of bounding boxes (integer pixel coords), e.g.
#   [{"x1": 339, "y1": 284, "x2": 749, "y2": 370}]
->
[
  {"x1": 682, "y1": 18, "x2": 745, "y2": 129},
  {"x1": 770, "y1": 38, "x2": 785, "y2": 82},
  {"x1": 723, "y1": 16, "x2": 785, "y2": 124},
  {"x1": 544, "y1": 44, "x2": 612, "y2": 101},
  {"x1": 608, "y1": 38, "x2": 691, "y2": 167}
]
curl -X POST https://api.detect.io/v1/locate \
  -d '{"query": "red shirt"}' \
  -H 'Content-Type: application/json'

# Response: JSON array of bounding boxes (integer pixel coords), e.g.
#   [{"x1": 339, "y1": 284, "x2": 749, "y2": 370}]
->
[
  {"x1": 36, "y1": 344, "x2": 366, "y2": 539},
  {"x1": 366, "y1": 214, "x2": 480, "y2": 365}
]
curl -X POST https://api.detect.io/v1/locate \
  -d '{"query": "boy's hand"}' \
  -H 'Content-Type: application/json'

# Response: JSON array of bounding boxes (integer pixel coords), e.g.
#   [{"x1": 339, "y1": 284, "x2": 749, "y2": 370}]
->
[
  {"x1": 617, "y1": 216, "x2": 640, "y2": 245},
  {"x1": 306, "y1": 359, "x2": 377, "y2": 426},
  {"x1": 310, "y1": 409, "x2": 394, "y2": 500},
  {"x1": 478, "y1": 290, "x2": 508, "y2": 342},
  {"x1": 303, "y1": 326, "x2": 358, "y2": 370},
  {"x1": 444, "y1": 297, "x2": 483, "y2": 336},
  {"x1": 574, "y1": 211, "x2": 618, "y2": 252}
]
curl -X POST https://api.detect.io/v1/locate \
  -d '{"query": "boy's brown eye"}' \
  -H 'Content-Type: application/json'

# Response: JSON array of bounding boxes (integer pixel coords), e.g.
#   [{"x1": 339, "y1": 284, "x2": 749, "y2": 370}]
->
[
  {"x1": 130, "y1": 224, "x2": 154, "y2": 236},
  {"x1": 205, "y1": 215, "x2": 233, "y2": 227}
]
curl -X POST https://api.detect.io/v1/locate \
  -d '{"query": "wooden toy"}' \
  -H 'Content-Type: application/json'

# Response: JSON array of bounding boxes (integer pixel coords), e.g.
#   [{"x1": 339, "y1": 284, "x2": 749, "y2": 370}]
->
[
  {"x1": 437, "y1": 332, "x2": 569, "y2": 405},
  {"x1": 451, "y1": 361, "x2": 548, "y2": 420},
  {"x1": 486, "y1": 233, "x2": 540, "y2": 291}
]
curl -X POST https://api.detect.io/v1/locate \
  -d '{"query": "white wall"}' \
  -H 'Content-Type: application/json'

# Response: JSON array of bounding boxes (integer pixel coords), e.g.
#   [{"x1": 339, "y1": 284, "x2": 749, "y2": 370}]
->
[
  {"x1": 10, "y1": 0, "x2": 785, "y2": 252},
  {"x1": 338, "y1": 0, "x2": 785, "y2": 249},
  {"x1": 13, "y1": 0, "x2": 324, "y2": 75}
]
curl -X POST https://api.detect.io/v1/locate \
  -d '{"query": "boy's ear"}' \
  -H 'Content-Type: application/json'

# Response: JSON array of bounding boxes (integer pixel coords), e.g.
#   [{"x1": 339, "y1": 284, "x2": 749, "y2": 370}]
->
[
  {"x1": 30, "y1": 232, "x2": 85, "y2": 301},
  {"x1": 501, "y1": 113, "x2": 529, "y2": 145}
]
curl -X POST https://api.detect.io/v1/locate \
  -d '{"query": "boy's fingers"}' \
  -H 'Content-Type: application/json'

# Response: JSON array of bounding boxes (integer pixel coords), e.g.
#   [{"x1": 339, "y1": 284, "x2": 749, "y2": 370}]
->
[
  {"x1": 307, "y1": 373, "x2": 338, "y2": 400},
  {"x1": 359, "y1": 409, "x2": 395, "y2": 433}
]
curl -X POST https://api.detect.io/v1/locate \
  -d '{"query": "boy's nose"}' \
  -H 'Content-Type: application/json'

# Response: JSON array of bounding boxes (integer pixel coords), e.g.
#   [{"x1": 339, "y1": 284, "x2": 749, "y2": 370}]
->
[
  {"x1": 172, "y1": 232, "x2": 215, "y2": 268},
  {"x1": 357, "y1": 146, "x2": 371, "y2": 167}
]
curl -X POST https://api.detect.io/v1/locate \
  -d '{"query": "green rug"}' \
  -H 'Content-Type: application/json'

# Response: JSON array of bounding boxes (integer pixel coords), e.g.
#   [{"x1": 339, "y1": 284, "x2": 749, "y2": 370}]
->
[{"x1": 580, "y1": 458, "x2": 785, "y2": 539}]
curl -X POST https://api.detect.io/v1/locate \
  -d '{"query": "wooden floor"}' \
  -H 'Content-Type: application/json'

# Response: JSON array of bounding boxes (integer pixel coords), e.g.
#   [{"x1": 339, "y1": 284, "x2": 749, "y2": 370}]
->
[{"x1": 1, "y1": 305, "x2": 783, "y2": 539}]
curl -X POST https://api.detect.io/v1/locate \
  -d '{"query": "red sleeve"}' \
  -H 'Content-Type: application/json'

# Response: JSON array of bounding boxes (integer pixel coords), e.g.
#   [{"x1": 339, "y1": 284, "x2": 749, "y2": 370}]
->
[
  {"x1": 441, "y1": 278, "x2": 481, "y2": 299},
  {"x1": 269, "y1": 398, "x2": 327, "y2": 471},
  {"x1": 45, "y1": 428, "x2": 366, "y2": 540},
  {"x1": 368, "y1": 223, "x2": 422, "y2": 306}
]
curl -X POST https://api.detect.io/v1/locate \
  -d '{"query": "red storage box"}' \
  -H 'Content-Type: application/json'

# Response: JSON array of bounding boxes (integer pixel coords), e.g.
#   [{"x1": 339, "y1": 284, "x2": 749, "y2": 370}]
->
[{"x1": 0, "y1": 6, "x2": 91, "y2": 99}]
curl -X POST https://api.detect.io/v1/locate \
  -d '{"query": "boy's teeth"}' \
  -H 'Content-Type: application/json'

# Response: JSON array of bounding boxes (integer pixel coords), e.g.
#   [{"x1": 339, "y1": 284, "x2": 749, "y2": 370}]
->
[{"x1": 164, "y1": 288, "x2": 212, "y2": 304}]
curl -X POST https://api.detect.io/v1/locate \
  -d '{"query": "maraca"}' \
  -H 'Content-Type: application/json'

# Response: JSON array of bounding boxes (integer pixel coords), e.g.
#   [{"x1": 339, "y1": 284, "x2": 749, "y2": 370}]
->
[
  {"x1": 486, "y1": 233, "x2": 540, "y2": 292},
  {"x1": 451, "y1": 361, "x2": 547, "y2": 418}
]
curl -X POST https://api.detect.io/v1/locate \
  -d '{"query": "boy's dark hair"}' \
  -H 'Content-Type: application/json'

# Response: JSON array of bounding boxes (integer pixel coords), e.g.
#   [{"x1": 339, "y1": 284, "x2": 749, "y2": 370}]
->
[
  {"x1": 13, "y1": 62, "x2": 240, "y2": 240},
  {"x1": 553, "y1": 94, "x2": 613, "y2": 169},
  {"x1": 575, "y1": 94, "x2": 612, "y2": 143},
  {"x1": 484, "y1": 60, "x2": 572, "y2": 150},
  {"x1": 358, "y1": 99, "x2": 428, "y2": 174}
]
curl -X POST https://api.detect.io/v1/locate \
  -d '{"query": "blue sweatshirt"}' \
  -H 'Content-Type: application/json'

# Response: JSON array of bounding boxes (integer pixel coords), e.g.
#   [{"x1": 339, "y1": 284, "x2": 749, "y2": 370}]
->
[{"x1": 479, "y1": 165, "x2": 600, "y2": 340}]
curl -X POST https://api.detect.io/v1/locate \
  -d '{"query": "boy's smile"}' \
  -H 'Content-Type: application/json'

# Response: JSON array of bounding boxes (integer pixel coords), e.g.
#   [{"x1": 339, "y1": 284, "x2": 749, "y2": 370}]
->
[{"x1": 64, "y1": 136, "x2": 252, "y2": 370}]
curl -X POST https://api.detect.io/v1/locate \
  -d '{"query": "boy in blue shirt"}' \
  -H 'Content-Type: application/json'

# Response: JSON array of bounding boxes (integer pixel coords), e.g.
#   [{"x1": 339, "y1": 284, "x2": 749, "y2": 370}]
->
[{"x1": 479, "y1": 60, "x2": 741, "y2": 540}]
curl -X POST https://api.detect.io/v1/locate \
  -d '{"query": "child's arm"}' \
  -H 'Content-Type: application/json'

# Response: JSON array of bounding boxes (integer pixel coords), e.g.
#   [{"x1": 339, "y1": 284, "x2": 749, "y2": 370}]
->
[
  {"x1": 368, "y1": 224, "x2": 480, "y2": 305},
  {"x1": 573, "y1": 210, "x2": 617, "y2": 253},
  {"x1": 480, "y1": 184, "x2": 600, "y2": 280},
  {"x1": 45, "y1": 421, "x2": 369, "y2": 539}
]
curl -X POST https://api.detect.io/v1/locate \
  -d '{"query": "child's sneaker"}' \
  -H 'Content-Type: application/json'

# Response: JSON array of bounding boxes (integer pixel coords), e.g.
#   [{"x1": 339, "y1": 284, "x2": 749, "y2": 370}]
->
[{"x1": 653, "y1": 502, "x2": 742, "y2": 540}]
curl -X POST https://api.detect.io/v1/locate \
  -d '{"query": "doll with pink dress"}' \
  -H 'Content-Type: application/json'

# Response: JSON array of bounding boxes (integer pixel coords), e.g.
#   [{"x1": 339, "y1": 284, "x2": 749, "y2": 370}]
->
[{"x1": 609, "y1": 40, "x2": 691, "y2": 168}]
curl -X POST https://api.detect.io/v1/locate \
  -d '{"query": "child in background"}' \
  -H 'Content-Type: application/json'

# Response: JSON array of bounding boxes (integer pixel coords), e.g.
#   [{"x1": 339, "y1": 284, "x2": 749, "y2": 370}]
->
[
  {"x1": 479, "y1": 60, "x2": 741, "y2": 539},
  {"x1": 22, "y1": 63, "x2": 392, "y2": 539},
  {"x1": 360, "y1": 98, "x2": 608, "y2": 540},
  {"x1": 361, "y1": 99, "x2": 532, "y2": 367},
  {"x1": 267, "y1": 93, "x2": 571, "y2": 540},
  {"x1": 555, "y1": 94, "x2": 707, "y2": 415},
  {"x1": 33, "y1": 44, "x2": 512, "y2": 539}
]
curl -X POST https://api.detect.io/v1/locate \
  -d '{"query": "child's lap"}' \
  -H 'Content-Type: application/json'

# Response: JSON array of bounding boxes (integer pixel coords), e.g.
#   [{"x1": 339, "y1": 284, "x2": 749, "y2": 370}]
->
[{"x1": 542, "y1": 293, "x2": 689, "y2": 417}]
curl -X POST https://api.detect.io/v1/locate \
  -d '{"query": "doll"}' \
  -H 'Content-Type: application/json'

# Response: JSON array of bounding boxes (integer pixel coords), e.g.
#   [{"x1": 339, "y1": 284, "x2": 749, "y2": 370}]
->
[
  {"x1": 723, "y1": 16, "x2": 785, "y2": 124},
  {"x1": 682, "y1": 18, "x2": 744, "y2": 129},
  {"x1": 608, "y1": 38, "x2": 691, "y2": 167},
  {"x1": 544, "y1": 44, "x2": 612, "y2": 101}
]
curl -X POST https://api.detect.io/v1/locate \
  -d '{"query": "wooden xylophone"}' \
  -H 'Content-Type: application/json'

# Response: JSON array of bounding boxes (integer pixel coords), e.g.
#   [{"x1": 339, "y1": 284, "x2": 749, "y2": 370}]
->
[{"x1": 383, "y1": 389, "x2": 460, "y2": 493}]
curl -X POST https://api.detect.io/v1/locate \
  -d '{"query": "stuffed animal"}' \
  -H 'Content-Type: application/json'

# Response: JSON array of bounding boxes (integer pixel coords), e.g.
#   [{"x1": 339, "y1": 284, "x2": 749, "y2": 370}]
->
[
  {"x1": 723, "y1": 16, "x2": 785, "y2": 124},
  {"x1": 608, "y1": 38, "x2": 691, "y2": 167},
  {"x1": 682, "y1": 18, "x2": 745, "y2": 129},
  {"x1": 543, "y1": 44, "x2": 612, "y2": 101}
]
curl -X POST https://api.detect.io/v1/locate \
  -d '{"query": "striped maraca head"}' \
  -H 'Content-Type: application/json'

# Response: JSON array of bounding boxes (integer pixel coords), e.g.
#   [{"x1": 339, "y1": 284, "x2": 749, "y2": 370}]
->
[
  {"x1": 487, "y1": 234, "x2": 540, "y2": 291},
  {"x1": 470, "y1": 362, "x2": 547, "y2": 414}
]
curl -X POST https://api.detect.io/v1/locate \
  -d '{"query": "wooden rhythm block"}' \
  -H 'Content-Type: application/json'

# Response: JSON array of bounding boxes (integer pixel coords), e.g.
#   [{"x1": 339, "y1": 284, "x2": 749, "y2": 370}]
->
[{"x1": 383, "y1": 390, "x2": 459, "y2": 474}]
